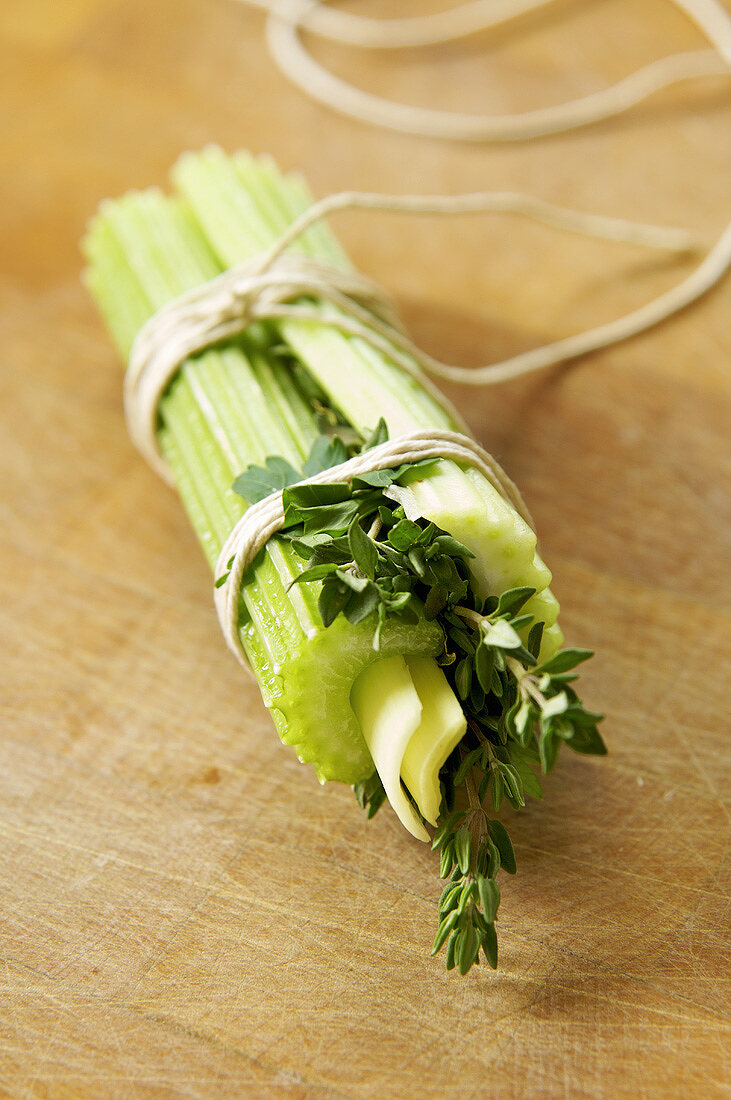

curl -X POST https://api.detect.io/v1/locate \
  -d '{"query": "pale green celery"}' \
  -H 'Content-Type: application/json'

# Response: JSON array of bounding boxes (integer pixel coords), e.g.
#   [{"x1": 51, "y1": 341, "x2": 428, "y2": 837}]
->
[
  {"x1": 350, "y1": 655, "x2": 466, "y2": 837},
  {"x1": 351, "y1": 655, "x2": 429, "y2": 841},
  {"x1": 83, "y1": 189, "x2": 442, "y2": 783},
  {"x1": 171, "y1": 148, "x2": 562, "y2": 656},
  {"x1": 397, "y1": 464, "x2": 563, "y2": 656},
  {"x1": 400, "y1": 657, "x2": 467, "y2": 826},
  {"x1": 173, "y1": 148, "x2": 455, "y2": 434}
]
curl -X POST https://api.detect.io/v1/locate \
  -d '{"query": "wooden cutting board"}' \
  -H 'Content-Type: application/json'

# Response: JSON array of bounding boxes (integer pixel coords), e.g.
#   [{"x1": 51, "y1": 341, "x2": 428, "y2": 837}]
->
[{"x1": 1, "y1": 1, "x2": 729, "y2": 1096}]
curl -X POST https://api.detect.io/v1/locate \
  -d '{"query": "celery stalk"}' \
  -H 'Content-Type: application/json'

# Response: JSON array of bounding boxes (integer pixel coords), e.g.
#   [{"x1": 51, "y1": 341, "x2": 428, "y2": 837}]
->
[{"x1": 83, "y1": 190, "x2": 442, "y2": 784}]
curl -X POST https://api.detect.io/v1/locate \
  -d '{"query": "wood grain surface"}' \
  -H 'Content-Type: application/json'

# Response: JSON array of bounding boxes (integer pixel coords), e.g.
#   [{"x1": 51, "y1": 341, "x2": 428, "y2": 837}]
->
[{"x1": 2, "y1": 1, "x2": 730, "y2": 1096}]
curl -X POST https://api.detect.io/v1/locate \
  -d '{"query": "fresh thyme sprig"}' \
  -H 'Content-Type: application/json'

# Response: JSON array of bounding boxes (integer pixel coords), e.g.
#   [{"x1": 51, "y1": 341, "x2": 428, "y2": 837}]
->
[{"x1": 231, "y1": 422, "x2": 606, "y2": 975}]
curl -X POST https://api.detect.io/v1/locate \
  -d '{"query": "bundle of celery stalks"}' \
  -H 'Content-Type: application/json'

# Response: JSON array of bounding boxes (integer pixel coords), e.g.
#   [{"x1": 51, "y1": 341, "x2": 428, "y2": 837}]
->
[{"x1": 84, "y1": 147, "x2": 605, "y2": 975}]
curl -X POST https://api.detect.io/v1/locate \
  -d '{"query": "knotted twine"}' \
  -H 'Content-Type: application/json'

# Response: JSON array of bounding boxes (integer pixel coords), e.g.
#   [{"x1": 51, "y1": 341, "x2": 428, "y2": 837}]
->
[{"x1": 125, "y1": 187, "x2": 715, "y2": 664}]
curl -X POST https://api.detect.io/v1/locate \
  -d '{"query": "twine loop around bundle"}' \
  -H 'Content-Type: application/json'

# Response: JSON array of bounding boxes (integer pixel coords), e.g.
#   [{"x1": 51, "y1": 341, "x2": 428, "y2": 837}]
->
[
  {"x1": 125, "y1": 251, "x2": 409, "y2": 483},
  {"x1": 212, "y1": 428, "x2": 532, "y2": 666}
]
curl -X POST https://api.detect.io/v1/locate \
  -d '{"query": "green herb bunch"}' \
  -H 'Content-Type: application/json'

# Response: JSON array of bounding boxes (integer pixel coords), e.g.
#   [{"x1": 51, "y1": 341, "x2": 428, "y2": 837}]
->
[{"x1": 231, "y1": 422, "x2": 605, "y2": 975}]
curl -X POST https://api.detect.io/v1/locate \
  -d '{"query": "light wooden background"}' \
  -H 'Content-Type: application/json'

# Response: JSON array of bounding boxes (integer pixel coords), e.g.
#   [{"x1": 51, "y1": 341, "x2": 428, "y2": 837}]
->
[{"x1": 1, "y1": 1, "x2": 730, "y2": 1097}]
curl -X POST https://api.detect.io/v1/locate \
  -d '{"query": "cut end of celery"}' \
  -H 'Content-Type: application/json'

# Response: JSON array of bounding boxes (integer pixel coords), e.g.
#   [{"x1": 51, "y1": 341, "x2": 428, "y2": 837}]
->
[{"x1": 256, "y1": 604, "x2": 444, "y2": 787}]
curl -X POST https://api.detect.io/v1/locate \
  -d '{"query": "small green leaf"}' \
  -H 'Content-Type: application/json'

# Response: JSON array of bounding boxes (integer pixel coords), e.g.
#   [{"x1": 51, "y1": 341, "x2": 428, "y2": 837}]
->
[
  {"x1": 347, "y1": 516, "x2": 378, "y2": 580},
  {"x1": 502, "y1": 696, "x2": 521, "y2": 739},
  {"x1": 538, "y1": 726, "x2": 561, "y2": 773},
  {"x1": 302, "y1": 434, "x2": 349, "y2": 477},
  {"x1": 457, "y1": 880, "x2": 476, "y2": 915},
  {"x1": 288, "y1": 563, "x2": 340, "y2": 587},
  {"x1": 282, "y1": 482, "x2": 349, "y2": 509},
  {"x1": 232, "y1": 455, "x2": 302, "y2": 503},
  {"x1": 297, "y1": 500, "x2": 361, "y2": 535},
  {"x1": 486, "y1": 819, "x2": 516, "y2": 874},
  {"x1": 454, "y1": 827, "x2": 471, "y2": 875},
  {"x1": 483, "y1": 618, "x2": 523, "y2": 650},
  {"x1": 361, "y1": 417, "x2": 389, "y2": 451},
  {"x1": 449, "y1": 627, "x2": 476, "y2": 655},
  {"x1": 431, "y1": 810, "x2": 464, "y2": 850},
  {"x1": 495, "y1": 586, "x2": 536, "y2": 618},
  {"x1": 415, "y1": 522, "x2": 437, "y2": 546},
  {"x1": 510, "y1": 614, "x2": 535, "y2": 633},
  {"x1": 475, "y1": 642, "x2": 495, "y2": 693},
  {"x1": 445, "y1": 929, "x2": 459, "y2": 971},
  {"x1": 489, "y1": 770, "x2": 504, "y2": 812},
  {"x1": 458, "y1": 924, "x2": 479, "y2": 975},
  {"x1": 498, "y1": 762, "x2": 525, "y2": 807},
  {"x1": 515, "y1": 700, "x2": 533, "y2": 736},
  {"x1": 388, "y1": 519, "x2": 422, "y2": 551},
  {"x1": 527, "y1": 621, "x2": 544, "y2": 659},
  {"x1": 306, "y1": 540, "x2": 352, "y2": 567},
  {"x1": 431, "y1": 909, "x2": 460, "y2": 955},
  {"x1": 425, "y1": 535, "x2": 475, "y2": 560},
  {"x1": 351, "y1": 468, "x2": 396, "y2": 488},
  {"x1": 455, "y1": 657, "x2": 473, "y2": 700},
  {"x1": 568, "y1": 723, "x2": 608, "y2": 756},
  {"x1": 288, "y1": 531, "x2": 333, "y2": 558},
  {"x1": 343, "y1": 584, "x2": 380, "y2": 625},
  {"x1": 491, "y1": 667, "x2": 504, "y2": 697},
  {"x1": 564, "y1": 704, "x2": 604, "y2": 728},
  {"x1": 439, "y1": 843, "x2": 455, "y2": 879},
  {"x1": 487, "y1": 838, "x2": 501, "y2": 878},
  {"x1": 481, "y1": 922, "x2": 498, "y2": 969},
  {"x1": 424, "y1": 585, "x2": 448, "y2": 620},
  {"x1": 407, "y1": 547, "x2": 426, "y2": 577},
  {"x1": 468, "y1": 676, "x2": 486, "y2": 713},
  {"x1": 541, "y1": 691, "x2": 569, "y2": 720},
  {"x1": 454, "y1": 748, "x2": 482, "y2": 786},
  {"x1": 426, "y1": 554, "x2": 464, "y2": 591},
  {"x1": 318, "y1": 580, "x2": 351, "y2": 627},
  {"x1": 537, "y1": 648, "x2": 594, "y2": 675},
  {"x1": 353, "y1": 772, "x2": 386, "y2": 818},
  {"x1": 477, "y1": 877, "x2": 501, "y2": 924},
  {"x1": 439, "y1": 882, "x2": 462, "y2": 914},
  {"x1": 336, "y1": 569, "x2": 369, "y2": 592}
]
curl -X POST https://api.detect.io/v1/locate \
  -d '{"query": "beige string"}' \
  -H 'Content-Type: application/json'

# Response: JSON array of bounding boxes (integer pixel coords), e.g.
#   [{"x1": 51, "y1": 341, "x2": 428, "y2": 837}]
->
[
  {"x1": 228, "y1": 0, "x2": 731, "y2": 395},
  {"x1": 212, "y1": 429, "x2": 532, "y2": 666},
  {"x1": 125, "y1": 188, "x2": 701, "y2": 483},
  {"x1": 237, "y1": 0, "x2": 731, "y2": 142}
]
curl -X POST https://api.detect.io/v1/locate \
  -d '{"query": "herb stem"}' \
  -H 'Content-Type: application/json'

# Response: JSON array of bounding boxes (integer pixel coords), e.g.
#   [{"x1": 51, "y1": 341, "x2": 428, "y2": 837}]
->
[
  {"x1": 506, "y1": 655, "x2": 548, "y2": 707},
  {"x1": 367, "y1": 516, "x2": 383, "y2": 540},
  {"x1": 452, "y1": 605, "x2": 484, "y2": 627}
]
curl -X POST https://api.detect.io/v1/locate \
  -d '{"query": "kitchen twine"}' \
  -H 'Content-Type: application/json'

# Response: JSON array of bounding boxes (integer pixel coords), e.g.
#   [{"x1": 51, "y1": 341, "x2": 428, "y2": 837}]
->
[
  {"x1": 127, "y1": 185, "x2": 727, "y2": 665},
  {"x1": 231, "y1": 0, "x2": 731, "y2": 363},
  {"x1": 238, "y1": 0, "x2": 731, "y2": 142}
]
